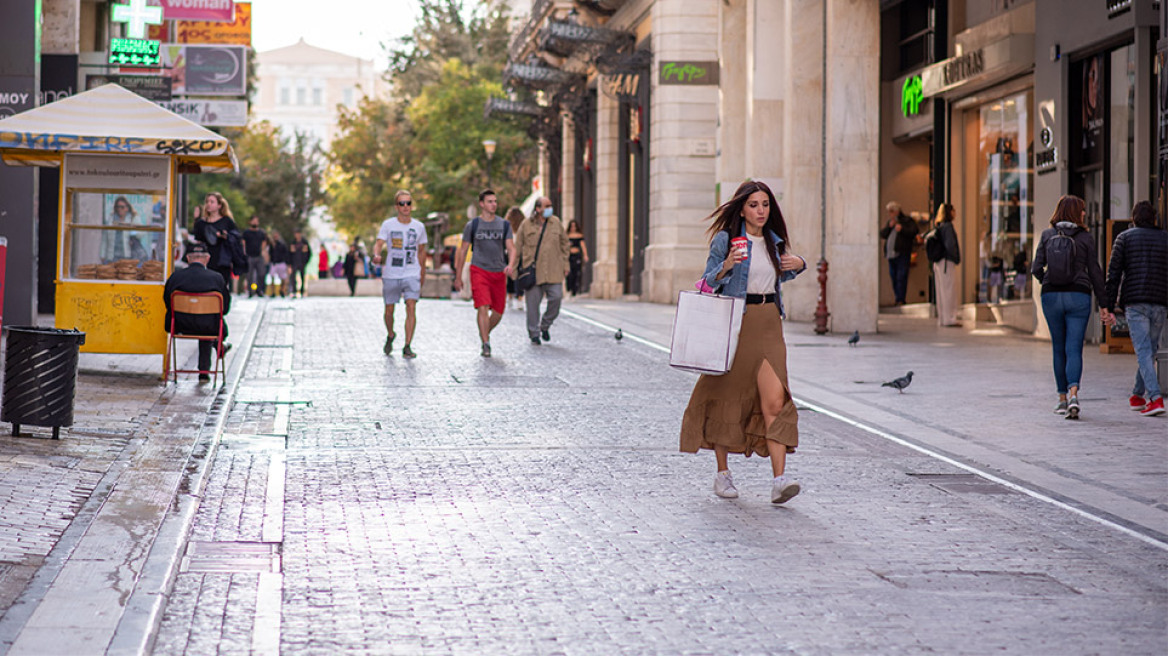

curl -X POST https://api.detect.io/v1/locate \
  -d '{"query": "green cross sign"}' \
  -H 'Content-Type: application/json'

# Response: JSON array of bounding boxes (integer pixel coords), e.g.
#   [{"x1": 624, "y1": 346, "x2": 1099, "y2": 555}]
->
[
  {"x1": 112, "y1": 0, "x2": 163, "y2": 40},
  {"x1": 902, "y1": 75, "x2": 924, "y2": 118}
]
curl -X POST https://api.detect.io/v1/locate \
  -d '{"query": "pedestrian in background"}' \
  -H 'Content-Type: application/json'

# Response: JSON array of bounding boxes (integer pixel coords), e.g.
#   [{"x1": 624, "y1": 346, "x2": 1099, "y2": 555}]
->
[
  {"x1": 453, "y1": 190, "x2": 516, "y2": 358},
  {"x1": 930, "y1": 203, "x2": 962, "y2": 327},
  {"x1": 1103, "y1": 200, "x2": 1168, "y2": 417},
  {"x1": 515, "y1": 197, "x2": 569, "y2": 345},
  {"x1": 680, "y1": 180, "x2": 807, "y2": 503},
  {"x1": 242, "y1": 216, "x2": 267, "y2": 297},
  {"x1": 371, "y1": 190, "x2": 428, "y2": 358},
  {"x1": 289, "y1": 229, "x2": 312, "y2": 298},
  {"x1": 1032, "y1": 194, "x2": 1111, "y2": 420},
  {"x1": 565, "y1": 219, "x2": 590, "y2": 297},
  {"x1": 880, "y1": 201, "x2": 919, "y2": 306},
  {"x1": 163, "y1": 242, "x2": 231, "y2": 384},
  {"x1": 343, "y1": 243, "x2": 364, "y2": 297},
  {"x1": 504, "y1": 206, "x2": 526, "y2": 310},
  {"x1": 192, "y1": 192, "x2": 239, "y2": 297},
  {"x1": 318, "y1": 245, "x2": 330, "y2": 280},
  {"x1": 268, "y1": 230, "x2": 290, "y2": 297}
]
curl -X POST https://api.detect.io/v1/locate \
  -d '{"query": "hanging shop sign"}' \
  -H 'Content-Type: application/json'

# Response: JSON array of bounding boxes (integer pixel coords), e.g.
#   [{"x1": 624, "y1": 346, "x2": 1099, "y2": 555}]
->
[
  {"x1": 659, "y1": 61, "x2": 719, "y2": 86},
  {"x1": 602, "y1": 71, "x2": 640, "y2": 102},
  {"x1": 901, "y1": 75, "x2": 924, "y2": 117},
  {"x1": 111, "y1": 0, "x2": 164, "y2": 39},
  {"x1": 890, "y1": 69, "x2": 932, "y2": 141},
  {"x1": 110, "y1": 38, "x2": 162, "y2": 67},
  {"x1": 159, "y1": 0, "x2": 235, "y2": 22},
  {"x1": 86, "y1": 74, "x2": 172, "y2": 101},
  {"x1": 157, "y1": 99, "x2": 248, "y2": 127},
  {"x1": 162, "y1": 44, "x2": 247, "y2": 96},
  {"x1": 1035, "y1": 147, "x2": 1058, "y2": 175},
  {"x1": 172, "y1": 2, "x2": 251, "y2": 45},
  {"x1": 919, "y1": 35, "x2": 1034, "y2": 99}
]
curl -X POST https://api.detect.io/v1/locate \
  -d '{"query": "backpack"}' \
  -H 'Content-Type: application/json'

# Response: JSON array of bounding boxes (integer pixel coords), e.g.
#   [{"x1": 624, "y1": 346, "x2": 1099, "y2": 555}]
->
[
  {"x1": 1043, "y1": 227, "x2": 1079, "y2": 286},
  {"x1": 924, "y1": 228, "x2": 946, "y2": 264}
]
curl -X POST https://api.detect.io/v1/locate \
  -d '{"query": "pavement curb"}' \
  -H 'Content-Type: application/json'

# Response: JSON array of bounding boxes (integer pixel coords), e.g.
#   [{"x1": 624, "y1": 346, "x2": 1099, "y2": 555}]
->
[{"x1": 105, "y1": 302, "x2": 266, "y2": 656}]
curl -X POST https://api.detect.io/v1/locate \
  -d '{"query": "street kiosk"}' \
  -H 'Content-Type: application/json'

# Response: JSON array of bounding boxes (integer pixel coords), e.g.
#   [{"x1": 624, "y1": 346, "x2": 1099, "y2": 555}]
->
[{"x1": 0, "y1": 84, "x2": 238, "y2": 371}]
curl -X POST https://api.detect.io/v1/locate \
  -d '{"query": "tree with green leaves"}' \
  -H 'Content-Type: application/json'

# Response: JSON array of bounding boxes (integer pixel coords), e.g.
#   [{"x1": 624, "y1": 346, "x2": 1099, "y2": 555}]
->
[{"x1": 327, "y1": 0, "x2": 538, "y2": 242}]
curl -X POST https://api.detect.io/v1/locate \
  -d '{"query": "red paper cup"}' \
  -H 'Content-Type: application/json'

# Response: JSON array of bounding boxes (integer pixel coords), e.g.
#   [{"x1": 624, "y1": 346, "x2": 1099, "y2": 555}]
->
[{"x1": 731, "y1": 236, "x2": 748, "y2": 259}]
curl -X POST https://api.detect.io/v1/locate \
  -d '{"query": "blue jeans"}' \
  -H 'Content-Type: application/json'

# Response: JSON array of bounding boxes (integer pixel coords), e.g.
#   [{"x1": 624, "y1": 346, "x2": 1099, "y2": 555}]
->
[
  {"x1": 1041, "y1": 292, "x2": 1092, "y2": 394},
  {"x1": 1126, "y1": 303, "x2": 1167, "y2": 401},
  {"x1": 887, "y1": 253, "x2": 911, "y2": 304}
]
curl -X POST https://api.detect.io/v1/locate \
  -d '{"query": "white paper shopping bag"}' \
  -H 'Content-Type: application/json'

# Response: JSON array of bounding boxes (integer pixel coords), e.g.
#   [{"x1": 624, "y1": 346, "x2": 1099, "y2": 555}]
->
[{"x1": 669, "y1": 291, "x2": 745, "y2": 375}]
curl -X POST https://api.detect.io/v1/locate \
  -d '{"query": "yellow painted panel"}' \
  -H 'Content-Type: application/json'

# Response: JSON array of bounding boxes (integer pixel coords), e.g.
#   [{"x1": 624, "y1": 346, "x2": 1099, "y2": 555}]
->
[{"x1": 55, "y1": 281, "x2": 167, "y2": 354}]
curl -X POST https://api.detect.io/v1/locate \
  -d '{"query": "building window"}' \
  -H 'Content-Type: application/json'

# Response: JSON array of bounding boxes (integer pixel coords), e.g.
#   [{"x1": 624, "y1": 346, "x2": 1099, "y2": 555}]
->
[
  {"x1": 296, "y1": 87, "x2": 306, "y2": 105},
  {"x1": 343, "y1": 88, "x2": 354, "y2": 106},
  {"x1": 898, "y1": 0, "x2": 934, "y2": 74},
  {"x1": 280, "y1": 87, "x2": 290, "y2": 105},
  {"x1": 313, "y1": 87, "x2": 323, "y2": 106},
  {"x1": 967, "y1": 90, "x2": 1034, "y2": 303}
]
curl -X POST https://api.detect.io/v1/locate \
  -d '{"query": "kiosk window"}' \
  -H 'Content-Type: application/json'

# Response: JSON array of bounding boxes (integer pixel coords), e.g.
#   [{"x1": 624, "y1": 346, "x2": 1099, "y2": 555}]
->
[{"x1": 66, "y1": 191, "x2": 167, "y2": 281}]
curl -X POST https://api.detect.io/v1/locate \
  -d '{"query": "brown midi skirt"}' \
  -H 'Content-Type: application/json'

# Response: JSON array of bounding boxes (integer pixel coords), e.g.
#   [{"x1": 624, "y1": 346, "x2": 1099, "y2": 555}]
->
[{"x1": 679, "y1": 303, "x2": 799, "y2": 457}]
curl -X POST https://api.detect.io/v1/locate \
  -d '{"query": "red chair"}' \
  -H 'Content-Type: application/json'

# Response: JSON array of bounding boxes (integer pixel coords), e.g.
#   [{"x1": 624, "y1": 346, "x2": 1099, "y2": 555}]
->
[{"x1": 167, "y1": 291, "x2": 226, "y2": 385}]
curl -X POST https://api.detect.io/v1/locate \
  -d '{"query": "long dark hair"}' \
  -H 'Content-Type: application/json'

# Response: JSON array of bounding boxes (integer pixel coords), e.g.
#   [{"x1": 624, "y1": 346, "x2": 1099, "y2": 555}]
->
[
  {"x1": 707, "y1": 180, "x2": 788, "y2": 272},
  {"x1": 1049, "y1": 195, "x2": 1085, "y2": 228}
]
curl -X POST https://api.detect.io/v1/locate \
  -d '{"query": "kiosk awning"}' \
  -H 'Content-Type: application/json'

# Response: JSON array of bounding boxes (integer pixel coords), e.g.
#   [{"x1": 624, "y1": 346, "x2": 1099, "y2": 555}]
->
[{"x1": 0, "y1": 83, "x2": 238, "y2": 174}]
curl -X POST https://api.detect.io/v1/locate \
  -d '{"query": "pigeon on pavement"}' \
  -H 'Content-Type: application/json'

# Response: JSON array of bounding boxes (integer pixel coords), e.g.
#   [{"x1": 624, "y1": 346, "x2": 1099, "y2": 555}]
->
[
  {"x1": 847, "y1": 330, "x2": 860, "y2": 347},
  {"x1": 882, "y1": 371, "x2": 914, "y2": 393},
  {"x1": 615, "y1": 328, "x2": 623, "y2": 341}
]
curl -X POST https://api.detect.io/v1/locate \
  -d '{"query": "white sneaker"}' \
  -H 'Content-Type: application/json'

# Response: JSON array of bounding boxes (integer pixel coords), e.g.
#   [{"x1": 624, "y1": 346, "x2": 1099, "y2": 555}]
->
[
  {"x1": 714, "y1": 471, "x2": 738, "y2": 498},
  {"x1": 771, "y1": 476, "x2": 801, "y2": 504}
]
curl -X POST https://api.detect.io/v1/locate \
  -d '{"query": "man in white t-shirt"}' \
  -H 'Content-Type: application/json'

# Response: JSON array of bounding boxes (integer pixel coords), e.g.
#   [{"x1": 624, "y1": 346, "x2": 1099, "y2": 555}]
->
[{"x1": 371, "y1": 189, "x2": 428, "y2": 358}]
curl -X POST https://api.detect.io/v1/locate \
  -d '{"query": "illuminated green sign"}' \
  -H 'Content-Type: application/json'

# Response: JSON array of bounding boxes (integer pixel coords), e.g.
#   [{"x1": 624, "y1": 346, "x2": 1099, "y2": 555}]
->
[
  {"x1": 111, "y1": 0, "x2": 163, "y2": 40},
  {"x1": 659, "y1": 61, "x2": 720, "y2": 86},
  {"x1": 109, "y1": 38, "x2": 161, "y2": 67},
  {"x1": 902, "y1": 74, "x2": 924, "y2": 118}
]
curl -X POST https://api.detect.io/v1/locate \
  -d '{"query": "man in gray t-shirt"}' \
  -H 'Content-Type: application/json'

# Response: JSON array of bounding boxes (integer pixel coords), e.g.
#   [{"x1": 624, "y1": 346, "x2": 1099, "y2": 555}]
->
[{"x1": 454, "y1": 189, "x2": 516, "y2": 357}]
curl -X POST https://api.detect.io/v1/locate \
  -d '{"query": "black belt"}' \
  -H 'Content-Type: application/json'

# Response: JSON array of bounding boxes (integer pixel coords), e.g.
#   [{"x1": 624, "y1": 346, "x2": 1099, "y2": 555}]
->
[{"x1": 745, "y1": 293, "x2": 776, "y2": 305}]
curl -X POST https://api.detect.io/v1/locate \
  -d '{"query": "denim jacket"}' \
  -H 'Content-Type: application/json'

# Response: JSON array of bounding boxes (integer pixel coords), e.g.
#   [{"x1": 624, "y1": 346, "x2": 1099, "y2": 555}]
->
[{"x1": 701, "y1": 227, "x2": 806, "y2": 317}]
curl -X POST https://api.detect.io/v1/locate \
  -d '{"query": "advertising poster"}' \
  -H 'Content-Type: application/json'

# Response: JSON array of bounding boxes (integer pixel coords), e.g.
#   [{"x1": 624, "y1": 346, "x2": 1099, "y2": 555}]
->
[
  {"x1": 157, "y1": 99, "x2": 248, "y2": 126},
  {"x1": 173, "y1": 2, "x2": 251, "y2": 45},
  {"x1": 159, "y1": 0, "x2": 235, "y2": 22},
  {"x1": 162, "y1": 44, "x2": 247, "y2": 96},
  {"x1": 1074, "y1": 53, "x2": 1104, "y2": 168},
  {"x1": 86, "y1": 74, "x2": 173, "y2": 101}
]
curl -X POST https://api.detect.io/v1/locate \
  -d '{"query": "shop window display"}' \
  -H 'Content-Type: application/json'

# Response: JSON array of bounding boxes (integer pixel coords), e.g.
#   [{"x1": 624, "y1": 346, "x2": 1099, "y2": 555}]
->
[
  {"x1": 66, "y1": 191, "x2": 167, "y2": 281},
  {"x1": 975, "y1": 91, "x2": 1034, "y2": 303}
]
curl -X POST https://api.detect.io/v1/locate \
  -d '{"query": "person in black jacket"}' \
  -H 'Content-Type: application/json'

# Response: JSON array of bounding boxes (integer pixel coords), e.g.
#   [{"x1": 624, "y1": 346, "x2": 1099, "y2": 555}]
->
[
  {"x1": 288, "y1": 229, "x2": 313, "y2": 298},
  {"x1": 880, "y1": 201, "x2": 919, "y2": 305},
  {"x1": 192, "y1": 192, "x2": 240, "y2": 297},
  {"x1": 164, "y1": 243, "x2": 231, "y2": 383},
  {"x1": 1032, "y1": 195, "x2": 1113, "y2": 419},
  {"x1": 1103, "y1": 201, "x2": 1168, "y2": 417}
]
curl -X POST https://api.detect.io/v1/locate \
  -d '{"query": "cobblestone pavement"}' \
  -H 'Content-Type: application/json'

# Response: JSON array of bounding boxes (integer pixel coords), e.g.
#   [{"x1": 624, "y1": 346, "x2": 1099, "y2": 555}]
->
[{"x1": 149, "y1": 297, "x2": 1166, "y2": 655}]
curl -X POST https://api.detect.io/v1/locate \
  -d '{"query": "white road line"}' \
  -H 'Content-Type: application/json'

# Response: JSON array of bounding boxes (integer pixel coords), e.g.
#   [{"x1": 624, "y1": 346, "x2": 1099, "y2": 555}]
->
[
  {"x1": 252, "y1": 572, "x2": 282, "y2": 655},
  {"x1": 262, "y1": 452, "x2": 285, "y2": 545},
  {"x1": 563, "y1": 309, "x2": 1168, "y2": 552}
]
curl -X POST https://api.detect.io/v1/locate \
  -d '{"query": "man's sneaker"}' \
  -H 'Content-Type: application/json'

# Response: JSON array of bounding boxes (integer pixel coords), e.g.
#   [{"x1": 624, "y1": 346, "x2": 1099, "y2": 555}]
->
[
  {"x1": 771, "y1": 476, "x2": 801, "y2": 504},
  {"x1": 530, "y1": 336, "x2": 541, "y2": 345},
  {"x1": 402, "y1": 345, "x2": 416, "y2": 359},
  {"x1": 481, "y1": 342, "x2": 491, "y2": 358},
  {"x1": 713, "y1": 471, "x2": 738, "y2": 499},
  {"x1": 1054, "y1": 400, "x2": 1068, "y2": 415},
  {"x1": 1065, "y1": 396, "x2": 1080, "y2": 420},
  {"x1": 1141, "y1": 397, "x2": 1166, "y2": 417},
  {"x1": 384, "y1": 333, "x2": 395, "y2": 355},
  {"x1": 541, "y1": 328, "x2": 550, "y2": 342},
  {"x1": 1129, "y1": 395, "x2": 1148, "y2": 411}
]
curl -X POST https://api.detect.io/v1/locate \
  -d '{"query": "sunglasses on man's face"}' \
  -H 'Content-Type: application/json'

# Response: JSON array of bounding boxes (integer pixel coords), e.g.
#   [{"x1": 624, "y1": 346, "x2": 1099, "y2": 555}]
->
[{"x1": 398, "y1": 200, "x2": 412, "y2": 206}]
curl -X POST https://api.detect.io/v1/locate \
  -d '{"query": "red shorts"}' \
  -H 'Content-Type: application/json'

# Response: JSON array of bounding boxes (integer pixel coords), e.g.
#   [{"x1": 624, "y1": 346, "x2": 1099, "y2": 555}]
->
[{"x1": 470, "y1": 265, "x2": 506, "y2": 313}]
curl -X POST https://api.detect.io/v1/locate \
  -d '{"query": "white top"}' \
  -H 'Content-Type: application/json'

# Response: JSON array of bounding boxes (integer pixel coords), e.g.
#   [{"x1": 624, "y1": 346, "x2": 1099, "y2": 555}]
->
[
  {"x1": 376, "y1": 217, "x2": 428, "y2": 279},
  {"x1": 745, "y1": 233, "x2": 777, "y2": 294}
]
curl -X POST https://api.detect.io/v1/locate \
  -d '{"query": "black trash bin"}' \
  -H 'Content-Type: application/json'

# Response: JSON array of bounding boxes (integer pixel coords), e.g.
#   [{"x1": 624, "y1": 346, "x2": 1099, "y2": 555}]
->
[{"x1": 2, "y1": 327, "x2": 86, "y2": 439}]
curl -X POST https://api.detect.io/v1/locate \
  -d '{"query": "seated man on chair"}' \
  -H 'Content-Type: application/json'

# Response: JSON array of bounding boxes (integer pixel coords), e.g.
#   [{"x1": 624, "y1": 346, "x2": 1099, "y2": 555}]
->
[{"x1": 164, "y1": 242, "x2": 231, "y2": 382}]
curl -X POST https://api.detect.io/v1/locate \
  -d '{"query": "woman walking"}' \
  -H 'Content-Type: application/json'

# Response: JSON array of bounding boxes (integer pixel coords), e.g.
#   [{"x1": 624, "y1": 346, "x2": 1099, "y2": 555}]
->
[
  {"x1": 931, "y1": 203, "x2": 962, "y2": 326},
  {"x1": 192, "y1": 192, "x2": 239, "y2": 292},
  {"x1": 679, "y1": 180, "x2": 808, "y2": 503},
  {"x1": 565, "y1": 220, "x2": 590, "y2": 296},
  {"x1": 1032, "y1": 195, "x2": 1111, "y2": 419}
]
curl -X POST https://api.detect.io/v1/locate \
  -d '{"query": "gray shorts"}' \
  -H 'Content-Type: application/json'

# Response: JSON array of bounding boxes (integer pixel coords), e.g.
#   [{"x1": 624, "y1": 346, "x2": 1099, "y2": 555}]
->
[{"x1": 382, "y1": 276, "x2": 421, "y2": 304}]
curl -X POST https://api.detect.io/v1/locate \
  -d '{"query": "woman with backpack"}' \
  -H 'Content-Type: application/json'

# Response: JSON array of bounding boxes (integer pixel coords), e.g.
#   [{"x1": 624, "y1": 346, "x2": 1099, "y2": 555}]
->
[
  {"x1": 1032, "y1": 195, "x2": 1112, "y2": 419},
  {"x1": 927, "y1": 203, "x2": 962, "y2": 326}
]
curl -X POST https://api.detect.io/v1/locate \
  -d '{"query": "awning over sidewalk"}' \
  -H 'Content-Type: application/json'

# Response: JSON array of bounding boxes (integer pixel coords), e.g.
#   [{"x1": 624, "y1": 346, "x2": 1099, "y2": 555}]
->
[{"x1": 0, "y1": 83, "x2": 238, "y2": 173}]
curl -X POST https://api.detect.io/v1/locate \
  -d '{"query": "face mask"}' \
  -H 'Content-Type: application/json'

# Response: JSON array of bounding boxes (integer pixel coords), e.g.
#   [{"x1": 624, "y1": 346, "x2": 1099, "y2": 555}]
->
[{"x1": 542, "y1": 207, "x2": 553, "y2": 218}]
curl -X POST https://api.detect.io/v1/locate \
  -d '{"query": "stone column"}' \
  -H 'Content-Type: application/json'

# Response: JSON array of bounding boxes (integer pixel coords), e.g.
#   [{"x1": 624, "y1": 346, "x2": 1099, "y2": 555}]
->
[
  {"x1": 560, "y1": 113, "x2": 576, "y2": 230},
  {"x1": 745, "y1": 0, "x2": 785, "y2": 185},
  {"x1": 717, "y1": 0, "x2": 748, "y2": 200},
  {"x1": 644, "y1": 0, "x2": 720, "y2": 304},
  {"x1": 591, "y1": 87, "x2": 622, "y2": 299}
]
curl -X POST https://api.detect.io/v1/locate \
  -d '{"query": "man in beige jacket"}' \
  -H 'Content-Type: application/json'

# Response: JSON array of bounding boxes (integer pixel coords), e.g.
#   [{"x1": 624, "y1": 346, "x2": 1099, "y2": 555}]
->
[{"x1": 515, "y1": 197, "x2": 570, "y2": 344}]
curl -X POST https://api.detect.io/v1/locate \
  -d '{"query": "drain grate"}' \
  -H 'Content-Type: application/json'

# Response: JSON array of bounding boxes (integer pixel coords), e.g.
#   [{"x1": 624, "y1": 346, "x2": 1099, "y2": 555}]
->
[
  {"x1": 908, "y1": 473, "x2": 1014, "y2": 495},
  {"x1": 181, "y1": 541, "x2": 281, "y2": 573}
]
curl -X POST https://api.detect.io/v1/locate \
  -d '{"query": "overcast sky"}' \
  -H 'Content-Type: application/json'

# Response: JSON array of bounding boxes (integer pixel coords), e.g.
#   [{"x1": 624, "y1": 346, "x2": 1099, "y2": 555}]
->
[{"x1": 249, "y1": 0, "x2": 419, "y2": 68}]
